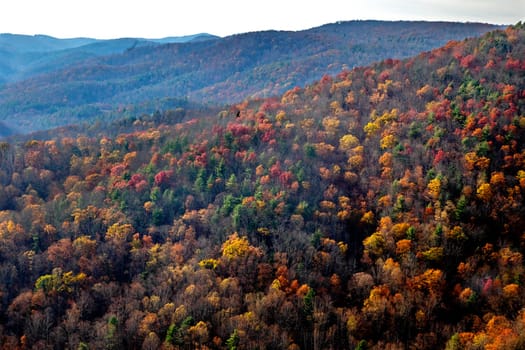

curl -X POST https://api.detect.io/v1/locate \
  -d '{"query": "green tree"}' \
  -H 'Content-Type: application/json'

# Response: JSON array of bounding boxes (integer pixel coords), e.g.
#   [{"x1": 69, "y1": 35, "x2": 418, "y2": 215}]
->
[{"x1": 226, "y1": 329, "x2": 239, "y2": 350}]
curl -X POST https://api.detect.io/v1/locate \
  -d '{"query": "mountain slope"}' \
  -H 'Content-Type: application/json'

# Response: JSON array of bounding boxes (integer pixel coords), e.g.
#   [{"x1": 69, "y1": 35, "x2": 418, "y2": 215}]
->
[
  {"x1": 0, "y1": 21, "x2": 500, "y2": 133},
  {"x1": 0, "y1": 23, "x2": 523, "y2": 349}
]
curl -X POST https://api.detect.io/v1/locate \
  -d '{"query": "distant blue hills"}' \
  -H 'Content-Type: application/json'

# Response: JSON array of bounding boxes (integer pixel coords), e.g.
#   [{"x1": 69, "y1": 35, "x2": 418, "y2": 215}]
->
[{"x1": 0, "y1": 33, "x2": 219, "y2": 84}]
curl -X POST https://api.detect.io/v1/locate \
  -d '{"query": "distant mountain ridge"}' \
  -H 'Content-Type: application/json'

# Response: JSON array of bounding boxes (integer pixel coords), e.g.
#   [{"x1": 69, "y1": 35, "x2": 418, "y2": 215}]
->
[
  {"x1": 148, "y1": 33, "x2": 221, "y2": 44},
  {"x1": 0, "y1": 32, "x2": 220, "y2": 84},
  {"x1": 0, "y1": 33, "x2": 98, "y2": 53},
  {"x1": 0, "y1": 20, "x2": 501, "y2": 133},
  {"x1": 0, "y1": 32, "x2": 219, "y2": 53}
]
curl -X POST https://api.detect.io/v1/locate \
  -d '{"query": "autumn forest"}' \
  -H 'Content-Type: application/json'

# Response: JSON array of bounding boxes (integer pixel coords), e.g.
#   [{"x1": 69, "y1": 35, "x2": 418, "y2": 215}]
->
[{"x1": 0, "y1": 22, "x2": 524, "y2": 349}]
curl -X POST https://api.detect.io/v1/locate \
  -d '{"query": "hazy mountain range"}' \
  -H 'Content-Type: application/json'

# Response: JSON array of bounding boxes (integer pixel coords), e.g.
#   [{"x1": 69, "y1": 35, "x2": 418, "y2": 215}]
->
[
  {"x1": 0, "y1": 33, "x2": 218, "y2": 83},
  {"x1": 0, "y1": 21, "x2": 501, "y2": 135}
]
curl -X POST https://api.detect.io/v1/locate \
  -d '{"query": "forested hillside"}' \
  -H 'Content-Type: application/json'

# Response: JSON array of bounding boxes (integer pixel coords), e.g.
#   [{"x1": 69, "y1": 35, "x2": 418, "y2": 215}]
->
[
  {"x1": 0, "y1": 21, "x2": 499, "y2": 134},
  {"x1": 0, "y1": 23, "x2": 524, "y2": 349}
]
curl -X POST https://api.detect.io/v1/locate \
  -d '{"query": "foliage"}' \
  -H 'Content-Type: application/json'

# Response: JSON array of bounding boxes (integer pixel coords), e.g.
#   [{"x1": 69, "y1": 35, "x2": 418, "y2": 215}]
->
[{"x1": 0, "y1": 23, "x2": 523, "y2": 349}]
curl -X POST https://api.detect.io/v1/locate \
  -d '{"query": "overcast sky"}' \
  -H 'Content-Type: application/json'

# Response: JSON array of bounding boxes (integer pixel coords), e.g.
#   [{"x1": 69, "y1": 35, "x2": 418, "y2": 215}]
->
[{"x1": 0, "y1": 0, "x2": 523, "y2": 39}]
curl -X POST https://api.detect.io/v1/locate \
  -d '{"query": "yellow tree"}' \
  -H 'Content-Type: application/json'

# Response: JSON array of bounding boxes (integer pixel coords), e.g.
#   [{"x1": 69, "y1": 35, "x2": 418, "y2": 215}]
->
[
  {"x1": 339, "y1": 134, "x2": 359, "y2": 153},
  {"x1": 476, "y1": 183, "x2": 493, "y2": 202},
  {"x1": 221, "y1": 233, "x2": 252, "y2": 260}
]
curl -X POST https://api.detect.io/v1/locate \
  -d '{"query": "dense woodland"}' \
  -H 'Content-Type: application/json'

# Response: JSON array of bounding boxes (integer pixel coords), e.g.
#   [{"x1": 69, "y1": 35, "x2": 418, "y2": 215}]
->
[
  {"x1": 0, "y1": 21, "x2": 499, "y2": 134},
  {"x1": 0, "y1": 23, "x2": 524, "y2": 349}
]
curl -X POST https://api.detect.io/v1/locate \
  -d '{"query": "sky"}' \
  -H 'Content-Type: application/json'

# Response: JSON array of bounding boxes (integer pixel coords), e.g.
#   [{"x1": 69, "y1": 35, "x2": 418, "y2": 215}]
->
[{"x1": 0, "y1": 0, "x2": 523, "y2": 39}]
